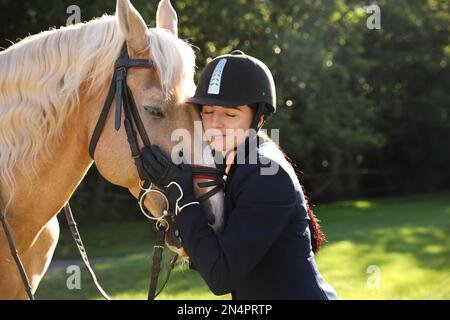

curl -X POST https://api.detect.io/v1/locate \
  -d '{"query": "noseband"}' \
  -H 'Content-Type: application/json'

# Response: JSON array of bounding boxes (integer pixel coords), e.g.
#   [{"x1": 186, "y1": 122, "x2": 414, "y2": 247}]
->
[{"x1": 2, "y1": 42, "x2": 225, "y2": 300}]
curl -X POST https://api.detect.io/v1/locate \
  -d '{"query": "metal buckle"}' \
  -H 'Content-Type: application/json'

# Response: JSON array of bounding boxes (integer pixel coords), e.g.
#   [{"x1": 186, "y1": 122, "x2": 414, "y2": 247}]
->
[{"x1": 138, "y1": 182, "x2": 170, "y2": 231}]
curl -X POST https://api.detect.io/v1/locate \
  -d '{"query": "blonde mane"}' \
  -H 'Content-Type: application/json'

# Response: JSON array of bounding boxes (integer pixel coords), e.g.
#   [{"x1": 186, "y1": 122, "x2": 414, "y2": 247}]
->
[{"x1": 0, "y1": 15, "x2": 196, "y2": 211}]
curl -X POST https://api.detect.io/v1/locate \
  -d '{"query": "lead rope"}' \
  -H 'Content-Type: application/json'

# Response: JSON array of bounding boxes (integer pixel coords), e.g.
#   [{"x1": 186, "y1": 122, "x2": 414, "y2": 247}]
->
[
  {"x1": 63, "y1": 203, "x2": 112, "y2": 300},
  {"x1": 154, "y1": 252, "x2": 178, "y2": 298},
  {"x1": 137, "y1": 183, "x2": 177, "y2": 300},
  {"x1": 147, "y1": 228, "x2": 165, "y2": 300},
  {"x1": 65, "y1": 201, "x2": 175, "y2": 300}
]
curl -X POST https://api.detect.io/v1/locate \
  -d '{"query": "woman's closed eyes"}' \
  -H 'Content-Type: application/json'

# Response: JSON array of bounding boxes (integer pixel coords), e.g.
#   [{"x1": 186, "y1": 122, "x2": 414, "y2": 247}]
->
[{"x1": 202, "y1": 110, "x2": 237, "y2": 118}]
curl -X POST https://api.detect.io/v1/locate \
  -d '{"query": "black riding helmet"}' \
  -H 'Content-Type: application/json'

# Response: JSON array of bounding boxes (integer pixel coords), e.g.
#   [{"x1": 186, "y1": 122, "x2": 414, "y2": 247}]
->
[{"x1": 187, "y1": 50, "x2": 277, "y2": 130}]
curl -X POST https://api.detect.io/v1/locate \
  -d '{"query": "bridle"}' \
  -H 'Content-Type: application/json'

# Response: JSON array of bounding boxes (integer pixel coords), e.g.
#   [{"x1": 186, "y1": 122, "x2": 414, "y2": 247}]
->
[
  {"x1": 88, "y1": 43, "x2": 224, "y2": 223},
  {"x1": 89, "y1": 43, "x2": 225, "y2": 204},
  {"x1": 0, "y1": 42, "x2": 225, "y2": 300},
  {"x1": 86, "y1": 42, "x2": 225, "y2": 300}
]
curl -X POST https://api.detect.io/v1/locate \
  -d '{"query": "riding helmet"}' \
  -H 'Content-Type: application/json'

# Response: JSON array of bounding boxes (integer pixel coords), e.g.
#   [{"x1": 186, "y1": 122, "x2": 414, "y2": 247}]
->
[{"x1": 186, "y1": 50, "x2": 277, "y2": 129}]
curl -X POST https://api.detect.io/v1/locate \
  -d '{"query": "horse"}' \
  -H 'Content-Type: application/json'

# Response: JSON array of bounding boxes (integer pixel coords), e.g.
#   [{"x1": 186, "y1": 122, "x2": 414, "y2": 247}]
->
[{"x1": 0, "y1": 0, "x2": 224, "y2": 299}]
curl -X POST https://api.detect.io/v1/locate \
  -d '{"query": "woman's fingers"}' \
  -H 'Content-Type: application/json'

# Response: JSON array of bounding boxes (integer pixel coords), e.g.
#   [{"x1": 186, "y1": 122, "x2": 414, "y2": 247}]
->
[
  {"x1": 142, "y1": 146, "x2": 157, "y2": 164},
  {"x1": 142, "y1": 147, "x2": 164, "y2": 179},
  {"x1": 151, "y1": 145, "x2": 172, "y2": 167}
]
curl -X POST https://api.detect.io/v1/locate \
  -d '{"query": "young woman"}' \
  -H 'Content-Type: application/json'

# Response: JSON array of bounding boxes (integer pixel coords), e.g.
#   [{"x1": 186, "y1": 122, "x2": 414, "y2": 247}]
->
[{"x1": 142, "y1": 50, "x2": 339, "y2": 300}]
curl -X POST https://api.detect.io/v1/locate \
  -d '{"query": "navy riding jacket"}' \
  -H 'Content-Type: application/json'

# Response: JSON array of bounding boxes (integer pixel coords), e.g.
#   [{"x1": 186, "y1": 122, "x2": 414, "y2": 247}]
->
[{"x1": 172, "y1": 141, "x2": 339, "y2": 300}]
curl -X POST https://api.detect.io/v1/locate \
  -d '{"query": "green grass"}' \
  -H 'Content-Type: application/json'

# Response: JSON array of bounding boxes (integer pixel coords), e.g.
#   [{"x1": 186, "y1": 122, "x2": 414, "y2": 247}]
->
[{"x1": 36, "y1": 193, "x2": 450, "y2": 300}]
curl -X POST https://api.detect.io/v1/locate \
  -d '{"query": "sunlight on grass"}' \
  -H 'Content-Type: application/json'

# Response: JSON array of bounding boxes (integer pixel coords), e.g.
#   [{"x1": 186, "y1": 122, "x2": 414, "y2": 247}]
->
[
  {"x1": 340, "y1": 199, "x2": 374, "y2": 210},
  {"x1": 422, "y1": 244, "x2": 445, "y2": 254},
  {"x1": 315, "y1": 194, "x2": 450, "y2": 300},
  {"x1": 354, "y1": 200, "x2": 373, "y2": 209},
  {"x1": 37, "y1": 193, "x2": 450, "y2": 300},
  {"x1": 37, "y1": 254, "x2": 232, "y2": 300},
  {"x1": 317, "y1": 241, "x2": 450, "y2": 299}
]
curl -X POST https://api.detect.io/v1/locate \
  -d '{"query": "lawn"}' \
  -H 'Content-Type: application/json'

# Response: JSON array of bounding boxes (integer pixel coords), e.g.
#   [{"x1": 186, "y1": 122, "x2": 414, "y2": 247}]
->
[{"x1": 36, "y1": 193, "x2": 450, "y2": 300}]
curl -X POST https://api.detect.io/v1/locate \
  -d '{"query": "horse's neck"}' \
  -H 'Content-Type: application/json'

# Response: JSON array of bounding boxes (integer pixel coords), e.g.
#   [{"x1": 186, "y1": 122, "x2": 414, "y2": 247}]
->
[{"x1": 7, "y1": 106, "x2": 92, "y2": 249}]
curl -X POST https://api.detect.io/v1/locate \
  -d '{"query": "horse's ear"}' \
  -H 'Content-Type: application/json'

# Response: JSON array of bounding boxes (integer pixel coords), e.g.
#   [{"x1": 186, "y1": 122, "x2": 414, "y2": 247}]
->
[
  {"x1": 156, "y1": 0, "x2": 178, "y2": 37},
  {"x1": 116, "y1": 0, "x2": 149, "y2": 53}
]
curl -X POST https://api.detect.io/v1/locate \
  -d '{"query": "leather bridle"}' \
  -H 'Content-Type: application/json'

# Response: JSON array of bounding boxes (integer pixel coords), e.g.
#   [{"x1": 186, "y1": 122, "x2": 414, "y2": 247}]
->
[
  {"x1": 1, "y1": 42, "x2": 225, "y2": 300},
  {"x1": 88, "y1": 43, "x2": 225, "y2": 209}
]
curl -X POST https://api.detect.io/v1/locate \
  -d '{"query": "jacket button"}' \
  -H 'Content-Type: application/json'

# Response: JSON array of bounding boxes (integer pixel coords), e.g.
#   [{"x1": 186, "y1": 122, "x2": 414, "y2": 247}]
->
[{"x1": 174, "y1": 229, "x2": 180, "y2": 237}]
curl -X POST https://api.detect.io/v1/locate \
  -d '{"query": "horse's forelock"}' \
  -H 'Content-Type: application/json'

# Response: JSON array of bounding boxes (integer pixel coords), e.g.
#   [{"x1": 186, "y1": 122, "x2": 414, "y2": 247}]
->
[{"x1": 147, "y1": 28, "x2": 196, "y2": 103}]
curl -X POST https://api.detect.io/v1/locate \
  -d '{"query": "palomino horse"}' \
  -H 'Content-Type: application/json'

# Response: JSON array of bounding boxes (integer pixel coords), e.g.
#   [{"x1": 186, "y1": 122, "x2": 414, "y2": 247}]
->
[{"x1": 0, "y1": 0, "x2": 224, "y2": 299}]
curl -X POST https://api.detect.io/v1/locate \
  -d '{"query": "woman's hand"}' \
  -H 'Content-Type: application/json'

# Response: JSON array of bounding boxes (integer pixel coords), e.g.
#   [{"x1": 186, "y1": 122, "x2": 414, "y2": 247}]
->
[{"x1": 141, "y1": 145, "x2": 197, "y2": 211}]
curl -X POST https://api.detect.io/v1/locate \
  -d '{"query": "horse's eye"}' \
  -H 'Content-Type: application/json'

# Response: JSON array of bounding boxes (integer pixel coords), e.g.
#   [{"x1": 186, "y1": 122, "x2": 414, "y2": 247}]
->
[{"x1": 145, "y1": 106, "x2": 165, "y2": 118}]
